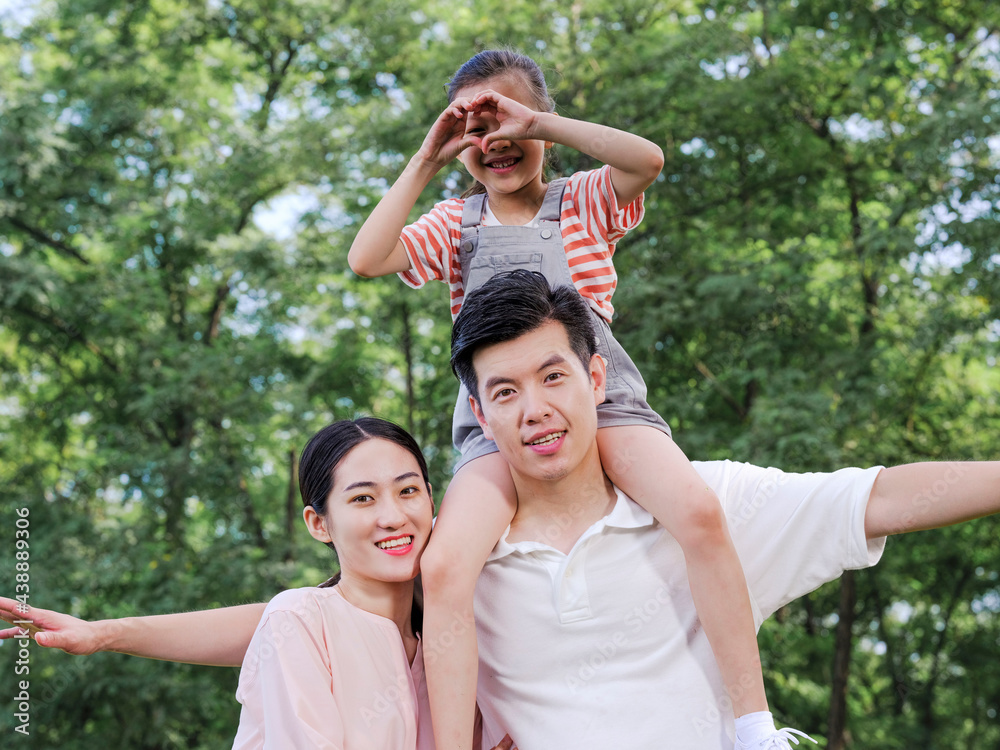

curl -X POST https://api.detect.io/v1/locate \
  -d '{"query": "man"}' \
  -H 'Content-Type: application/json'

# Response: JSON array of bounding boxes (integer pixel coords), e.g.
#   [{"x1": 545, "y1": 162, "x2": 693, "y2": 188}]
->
[
  {"x1": 2, "y1": 271, "x2": 997, "y2": 749},
  {"x1": 445, "y1": 270, "x2": 999, "y2": 749}
]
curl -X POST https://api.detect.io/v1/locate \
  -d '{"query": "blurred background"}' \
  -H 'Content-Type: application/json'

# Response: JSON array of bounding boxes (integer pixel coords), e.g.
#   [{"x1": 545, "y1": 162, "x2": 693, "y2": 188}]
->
[{"x1": 0, "y1": 0, "x2": 998, "y2": 747}]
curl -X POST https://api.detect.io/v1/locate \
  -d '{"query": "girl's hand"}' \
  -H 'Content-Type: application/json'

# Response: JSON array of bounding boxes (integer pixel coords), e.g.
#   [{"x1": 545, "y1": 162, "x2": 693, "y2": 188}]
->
[
  {"x1": 464, "y1": 90, "x2": 542, "y2": 152},
  {"x1": 0, "y1": 597, "x2": 104, "y2": 655},
  {"x1": 415, "y1": 97, "x2": 480, "y2": 169}
]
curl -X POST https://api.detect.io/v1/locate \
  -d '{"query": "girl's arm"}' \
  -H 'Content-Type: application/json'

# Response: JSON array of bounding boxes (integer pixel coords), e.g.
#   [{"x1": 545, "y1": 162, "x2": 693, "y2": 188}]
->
[
  {"x1": 0, "y1": 597, "x2": 265, "y2": 667},
  {"x1": 347, "y1": 98, "x2": 480, "y2": 278},
  {"x1": 469, "y1": 91, "x2": 664, "y2": 206}
]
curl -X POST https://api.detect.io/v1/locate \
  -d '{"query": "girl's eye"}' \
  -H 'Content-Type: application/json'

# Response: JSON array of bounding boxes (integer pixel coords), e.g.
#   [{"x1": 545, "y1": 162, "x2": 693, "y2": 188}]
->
[
  {"x1": 350, "y1": 495, "x2": 373, "y2": 504},
  {"x1": 400, "y1": 486, "x2": 419, "y2": 496}
]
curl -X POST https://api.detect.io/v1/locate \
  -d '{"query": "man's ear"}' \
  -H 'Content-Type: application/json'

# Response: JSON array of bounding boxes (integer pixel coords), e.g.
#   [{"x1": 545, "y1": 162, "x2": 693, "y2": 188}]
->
[
  {"x1": 303, "y1": 505, "x2": 332, "y2": 544},
  {"x1": 589, "y1": 353, "x2": 607, "y2": 406},
  {"x1": 470, "y1": 395, "x2": 495, "y2": 441}
]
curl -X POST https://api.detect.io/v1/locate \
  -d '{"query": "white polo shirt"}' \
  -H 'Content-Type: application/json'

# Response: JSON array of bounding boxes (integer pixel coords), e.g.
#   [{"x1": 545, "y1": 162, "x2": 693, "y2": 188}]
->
[{"x1": 473, "y1": 460, "x2": 886, "y2": 749}]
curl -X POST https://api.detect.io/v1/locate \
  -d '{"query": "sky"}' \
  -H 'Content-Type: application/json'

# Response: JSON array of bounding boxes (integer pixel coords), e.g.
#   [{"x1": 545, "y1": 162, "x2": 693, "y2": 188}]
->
[{"x1": 0, "y1": 0, "x2": 35, "y2": 27}]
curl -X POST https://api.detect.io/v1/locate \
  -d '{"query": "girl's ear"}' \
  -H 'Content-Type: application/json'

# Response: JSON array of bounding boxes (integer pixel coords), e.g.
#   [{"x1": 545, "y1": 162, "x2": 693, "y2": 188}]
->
[
  {"x1": 545, "y1": 111, "x2": 559, "y2": 149},
  {"x1": 303, "y1": 505, "x2": 333, "y2": 544}
]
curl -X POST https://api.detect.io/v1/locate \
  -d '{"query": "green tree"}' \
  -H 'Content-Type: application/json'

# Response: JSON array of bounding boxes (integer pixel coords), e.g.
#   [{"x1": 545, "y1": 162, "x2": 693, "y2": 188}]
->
[{"x1": 1, "y1": 0, "x2": 998, "y2": 747}]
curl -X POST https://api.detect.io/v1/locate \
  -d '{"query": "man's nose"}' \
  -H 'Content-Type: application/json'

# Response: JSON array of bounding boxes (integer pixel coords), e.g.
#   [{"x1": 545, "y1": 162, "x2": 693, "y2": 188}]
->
[{"x1": 522, "y1": 388, "x2": 551, "y2": 423}]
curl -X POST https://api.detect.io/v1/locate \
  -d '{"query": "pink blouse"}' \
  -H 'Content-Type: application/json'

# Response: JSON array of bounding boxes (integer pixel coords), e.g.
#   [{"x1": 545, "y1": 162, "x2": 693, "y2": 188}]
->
[{"x1": 232, "y1": 586, "x2": 433, "y2": 749}]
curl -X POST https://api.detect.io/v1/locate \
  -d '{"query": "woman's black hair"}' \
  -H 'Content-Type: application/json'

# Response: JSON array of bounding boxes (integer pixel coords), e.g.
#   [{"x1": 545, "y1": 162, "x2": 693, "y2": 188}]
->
[
  {"x1": 447, "y1": 48, "x2": 556, "y2": 198},
  {"x1": 298, "y1": 417, "x2": 431, "y2": 633}
]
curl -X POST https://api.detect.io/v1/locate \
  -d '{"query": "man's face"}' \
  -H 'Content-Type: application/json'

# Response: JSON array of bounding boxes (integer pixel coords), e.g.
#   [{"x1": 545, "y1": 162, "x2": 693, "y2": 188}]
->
[{"x1": 469, "y1": 320, "x2": 606, "y2": 484}]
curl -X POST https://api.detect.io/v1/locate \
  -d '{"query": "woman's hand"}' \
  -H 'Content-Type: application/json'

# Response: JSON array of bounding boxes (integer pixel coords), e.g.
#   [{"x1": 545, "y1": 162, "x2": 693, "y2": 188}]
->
[
  {"x1": 0, "y1": 597, "x2": 104, "y2": 655},
  {"x1": 464, "y1": 90, "x2": 542, "y2": 152}
]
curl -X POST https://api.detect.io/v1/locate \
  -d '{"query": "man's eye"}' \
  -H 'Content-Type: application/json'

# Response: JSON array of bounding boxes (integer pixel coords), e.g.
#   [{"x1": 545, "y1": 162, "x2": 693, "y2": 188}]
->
[
  {"x1": 495, "y1": 388, "x2": 513, "y2": 399},
  {"x1": 545, "y1": 372, "x2": 562, "y2": 382}
]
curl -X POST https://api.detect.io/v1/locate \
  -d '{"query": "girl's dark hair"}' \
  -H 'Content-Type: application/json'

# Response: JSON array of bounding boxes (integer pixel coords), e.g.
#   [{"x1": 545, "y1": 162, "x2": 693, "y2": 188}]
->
[
  {"x1": 447, "y1": 48, "x2": 553, "y2": 111},
  {"x1": 447, "y1": 48, "x2": 556, "y2": 197},
  {"x1": 298, "y1": 417, "x2": 430, "y2": 633}
]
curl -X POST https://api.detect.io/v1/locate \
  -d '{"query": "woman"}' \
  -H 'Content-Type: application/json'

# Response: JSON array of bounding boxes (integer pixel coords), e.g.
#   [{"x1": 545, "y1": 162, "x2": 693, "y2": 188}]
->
[{"x1": 0, "y1": 418, "x2": 513, "y2": 750}]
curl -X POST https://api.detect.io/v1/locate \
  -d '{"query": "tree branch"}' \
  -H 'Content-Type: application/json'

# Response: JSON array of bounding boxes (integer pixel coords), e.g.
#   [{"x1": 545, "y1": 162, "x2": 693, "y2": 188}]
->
[
  {"x1": 234, "y1": 182, "x2": 288, "y2": 235},
  {"x1": 7, "y1": 218, "x2": 90, "y2": 265},
  {"x1": 259, "y1": 38, "x2": 299, "y2": 131},
  {"x1": 205, "y1": 282, "x2": 230, "y2": 345},
  {"x1": 8, "y1": 303, "x2": 119, "y2": 374},
  {"x1": 691, "y1": 357, "x2": 748, "y2": 420}
]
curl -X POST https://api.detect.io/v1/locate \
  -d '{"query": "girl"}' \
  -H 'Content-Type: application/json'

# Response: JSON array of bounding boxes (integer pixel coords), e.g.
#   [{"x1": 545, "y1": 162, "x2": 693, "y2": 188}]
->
[
  {"x1": 348, "y1": 49, "x2": 808, "y2": 750},
  {"x1": 0, "y1": 418, "x2": 515, "y2": 750}
]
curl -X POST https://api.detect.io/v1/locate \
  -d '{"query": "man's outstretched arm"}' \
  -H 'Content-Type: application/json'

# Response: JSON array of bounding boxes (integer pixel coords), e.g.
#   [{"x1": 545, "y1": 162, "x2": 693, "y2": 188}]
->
[
  {"x1": 0, "y1": 597, "x2": 265, "y2": 667},
  {"x1": 864, "y1": 462, "x2": 1000, "y2": 539}
]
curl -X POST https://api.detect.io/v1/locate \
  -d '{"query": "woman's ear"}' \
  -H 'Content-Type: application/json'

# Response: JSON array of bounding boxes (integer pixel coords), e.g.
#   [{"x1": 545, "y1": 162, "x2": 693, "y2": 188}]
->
[{"x1": 303, "y1": 505, "x2": 333, "y2": 544}]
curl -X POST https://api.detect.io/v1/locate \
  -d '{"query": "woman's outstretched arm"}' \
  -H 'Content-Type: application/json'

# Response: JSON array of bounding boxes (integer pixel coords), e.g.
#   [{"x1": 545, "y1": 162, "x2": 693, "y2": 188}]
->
[{"x1": 0, "y1": 597, "x2": 265, "y2": 667}]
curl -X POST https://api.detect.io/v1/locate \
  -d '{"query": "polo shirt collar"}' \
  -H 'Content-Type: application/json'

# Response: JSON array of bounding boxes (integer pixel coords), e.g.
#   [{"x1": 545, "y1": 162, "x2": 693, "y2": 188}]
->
[{"x1": 486, "y1": 485, "x2": 656, "y2": 561}]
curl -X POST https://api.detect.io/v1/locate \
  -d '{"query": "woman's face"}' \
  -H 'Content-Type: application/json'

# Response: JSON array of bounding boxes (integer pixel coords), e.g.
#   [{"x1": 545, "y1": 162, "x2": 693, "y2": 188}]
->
[{"x1": 305, "y1": 438, "x2": 433, "y2": 585}]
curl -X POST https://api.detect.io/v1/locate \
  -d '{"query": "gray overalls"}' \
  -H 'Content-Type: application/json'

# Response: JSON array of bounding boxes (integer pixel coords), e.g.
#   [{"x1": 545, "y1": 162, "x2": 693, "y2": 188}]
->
[{"x1": 451, "y1": 177, "x2": 670, "y2": 470}]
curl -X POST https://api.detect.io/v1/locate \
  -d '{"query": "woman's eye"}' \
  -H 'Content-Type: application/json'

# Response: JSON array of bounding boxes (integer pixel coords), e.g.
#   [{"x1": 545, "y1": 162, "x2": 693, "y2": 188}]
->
[
  {"x1": 350, "y1": 495, "x2": 373, "y2": 504},
  {"x1": 400, "y1": 486, "x2": 419, "y2": 496}
]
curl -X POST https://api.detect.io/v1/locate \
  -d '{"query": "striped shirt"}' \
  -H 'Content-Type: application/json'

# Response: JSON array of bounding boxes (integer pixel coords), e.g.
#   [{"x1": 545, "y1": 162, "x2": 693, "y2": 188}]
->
[{"x1": 397, "y1": 166, "x2": 644, "y2": 322}]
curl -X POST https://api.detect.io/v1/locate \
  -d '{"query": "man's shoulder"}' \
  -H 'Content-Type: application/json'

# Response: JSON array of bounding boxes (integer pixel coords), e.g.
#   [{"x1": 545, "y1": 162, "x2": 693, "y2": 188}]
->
[{"x1": 690, "y1": 459, "x2": 772, "y2": 499}]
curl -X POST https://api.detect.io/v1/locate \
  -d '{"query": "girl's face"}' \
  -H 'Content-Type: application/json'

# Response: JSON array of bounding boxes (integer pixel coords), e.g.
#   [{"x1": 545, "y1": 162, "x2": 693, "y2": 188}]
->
[
  {"x1": 304, "y1": 438, "x2": 433, "y2": 586},
  {"x1": 452, "y1": 74, "x2": 548, "y2": 202}
]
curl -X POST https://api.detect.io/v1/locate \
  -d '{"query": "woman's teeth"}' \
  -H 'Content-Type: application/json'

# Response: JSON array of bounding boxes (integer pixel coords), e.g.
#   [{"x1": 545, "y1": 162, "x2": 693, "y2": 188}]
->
[{"x1": 376, "y1": 536, "x2": 413, "y2": 550}]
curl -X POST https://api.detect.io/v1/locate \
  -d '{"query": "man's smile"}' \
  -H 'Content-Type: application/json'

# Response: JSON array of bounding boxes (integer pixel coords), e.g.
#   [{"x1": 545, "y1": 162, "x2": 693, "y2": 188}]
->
[{"x1": 526, "y1": 430, "x2": 565, "y2": 447}]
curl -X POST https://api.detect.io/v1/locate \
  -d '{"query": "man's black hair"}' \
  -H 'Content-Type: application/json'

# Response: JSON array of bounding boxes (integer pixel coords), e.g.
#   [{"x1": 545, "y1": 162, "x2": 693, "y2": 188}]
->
[{"x1": 451, "y1": 270, "x2": 597, "y2": 403}]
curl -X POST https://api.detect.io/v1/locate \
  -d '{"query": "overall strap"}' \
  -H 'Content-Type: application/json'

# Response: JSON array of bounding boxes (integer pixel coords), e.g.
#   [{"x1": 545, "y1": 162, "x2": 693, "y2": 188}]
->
[
  {"x1": 461, "y1": 193, "x2": 487, "y2": 229},
  {"x1": 461, "y1": 178, "x2": 568, "y2": 229},
  {"x1": 537, "y1": 177, "x2": 568, "y2": 224}
]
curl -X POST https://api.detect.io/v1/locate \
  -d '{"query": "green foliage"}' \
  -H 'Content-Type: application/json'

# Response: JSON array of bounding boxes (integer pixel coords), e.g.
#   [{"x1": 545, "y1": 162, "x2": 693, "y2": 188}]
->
[{"x1": 0, "y1": 0, "x2": 998, "y2": 746}]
